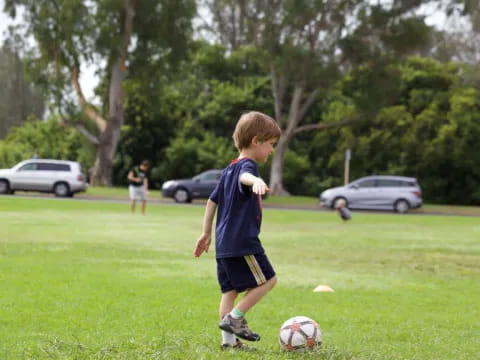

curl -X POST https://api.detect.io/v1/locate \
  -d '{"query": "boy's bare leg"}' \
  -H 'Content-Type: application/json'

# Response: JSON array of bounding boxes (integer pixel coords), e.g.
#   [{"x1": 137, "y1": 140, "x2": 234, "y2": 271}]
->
[
  {"x1": 220, "y1": 290, "x2": 238, "y2": 346},
  {"x1": 220, "y1": 290, "x2": 238, "y2": 319},
  {"x1": 235, "y1": 276, "x2": 277, "y2": 314},
  {"x1": 130, "y1": 200, "x2": 136, "y2": 214},
  {"x1": 141, "y1": 200, "x2": 147, "y2": 215},
  {"x1": 219, "y1": 277, "x2": 277, "y2": 342}
]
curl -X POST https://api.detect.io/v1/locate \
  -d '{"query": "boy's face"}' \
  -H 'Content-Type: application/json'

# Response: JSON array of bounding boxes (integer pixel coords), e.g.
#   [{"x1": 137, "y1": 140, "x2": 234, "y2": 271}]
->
[{"x1": 251, "y1": 137, "x2": 277, "y2": 163}]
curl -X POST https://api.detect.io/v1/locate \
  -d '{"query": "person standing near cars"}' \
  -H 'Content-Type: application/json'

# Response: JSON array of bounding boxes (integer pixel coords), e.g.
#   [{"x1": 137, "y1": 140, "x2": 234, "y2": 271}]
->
[{"x1": 128, "y1": 160, "x2": 150, "y2": 214}]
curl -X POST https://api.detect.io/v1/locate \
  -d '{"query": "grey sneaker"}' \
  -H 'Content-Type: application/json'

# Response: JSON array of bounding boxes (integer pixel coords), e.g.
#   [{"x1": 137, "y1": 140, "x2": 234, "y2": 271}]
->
[
  {"x1": 220, "y1": 339, "x2": 257, "y2": 351},
  {"x1": 219, "y1": 314, "x2": 261, "y2": 341}
]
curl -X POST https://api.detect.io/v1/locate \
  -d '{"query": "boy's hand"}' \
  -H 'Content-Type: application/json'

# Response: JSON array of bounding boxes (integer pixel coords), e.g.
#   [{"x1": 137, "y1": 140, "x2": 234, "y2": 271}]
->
[
  {"x1": 252, "y1": 178, "x2": 270, "y2": 195},
  {"x1": 193, "y1": 233, "x2": 211, "y2": 257}
]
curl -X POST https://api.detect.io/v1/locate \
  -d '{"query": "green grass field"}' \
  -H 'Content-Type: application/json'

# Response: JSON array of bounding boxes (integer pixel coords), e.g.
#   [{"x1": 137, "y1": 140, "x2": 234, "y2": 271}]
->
[
  {"x1": 0, "y1": 197, "x2": 478, "y2": 359},
  {"x1": 75, "y1": 186, "x2": 480, "y2": 216}
]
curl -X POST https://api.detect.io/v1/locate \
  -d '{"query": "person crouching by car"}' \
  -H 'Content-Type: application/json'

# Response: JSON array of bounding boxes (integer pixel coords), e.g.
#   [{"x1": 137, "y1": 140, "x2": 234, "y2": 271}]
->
[
  {"x1": 335, "y1": 199, "x2": 351, "y2": 221},
  {"x1": 128, "y1": 160, "x2": 150, "y2": 215}
]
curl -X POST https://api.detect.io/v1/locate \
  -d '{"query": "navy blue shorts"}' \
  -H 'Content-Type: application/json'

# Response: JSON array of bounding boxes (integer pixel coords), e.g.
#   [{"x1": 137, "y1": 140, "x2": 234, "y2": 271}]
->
[{"x1": 216, "y1": 253, "x2": 276, "y2": 293}]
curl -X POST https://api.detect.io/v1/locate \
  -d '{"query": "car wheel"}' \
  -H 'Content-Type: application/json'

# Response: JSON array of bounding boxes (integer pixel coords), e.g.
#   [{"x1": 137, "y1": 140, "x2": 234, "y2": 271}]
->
[
  {"x1": 54, "y1": 182, "x2": 71, "y2": 197},
  {"x1": 173, "y1": 188, "x2": 191, "y2": 203},
  {"x1": 332, "y1": 197, "x2": 348, "y2": 209},
  {"x1": 0, "y1": 180, "x2": 10, "y2": 194},
  {"x1": 394, "y1": 199, "x2": 410, "y2": 214}
]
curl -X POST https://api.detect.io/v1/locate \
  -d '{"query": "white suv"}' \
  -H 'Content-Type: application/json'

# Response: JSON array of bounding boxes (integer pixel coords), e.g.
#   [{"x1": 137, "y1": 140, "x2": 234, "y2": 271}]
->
[{"x1": 0, "y1": 159, "x2": 88, "y2": 197}]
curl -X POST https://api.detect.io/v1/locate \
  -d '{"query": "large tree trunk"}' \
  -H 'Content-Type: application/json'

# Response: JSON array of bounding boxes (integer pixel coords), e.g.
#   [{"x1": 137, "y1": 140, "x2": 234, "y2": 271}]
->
[
  {"x1": 269, "y1": 135, "x2": 290, "y2": 195},
  {"x1": 269, "y1": 83, "x2": 307, "y2": 196},
  {"x1": 89, "y1": 0, "x2": 135, "y2": 185},
  {"x1": 91, "y1": 58, "x2": 127, "y2": 185},
  {"x1": 269, "y1": 76, "x2": 345, "y2": 196}
]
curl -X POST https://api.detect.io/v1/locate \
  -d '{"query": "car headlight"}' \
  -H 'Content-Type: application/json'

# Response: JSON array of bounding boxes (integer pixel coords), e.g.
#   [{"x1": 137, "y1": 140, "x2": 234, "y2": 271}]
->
[
  {"x1": 320, "y1": 190, "x2": 331, "y2": 198},
  {"x1": 162, "y1": 180, "x2": 177, "y2": 190}
]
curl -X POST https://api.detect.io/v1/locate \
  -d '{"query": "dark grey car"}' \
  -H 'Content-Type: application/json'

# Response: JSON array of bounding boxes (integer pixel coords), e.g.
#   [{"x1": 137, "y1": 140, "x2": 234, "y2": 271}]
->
[{"x1": 161, "y1": 169, "x2": 223, "y2": 203}]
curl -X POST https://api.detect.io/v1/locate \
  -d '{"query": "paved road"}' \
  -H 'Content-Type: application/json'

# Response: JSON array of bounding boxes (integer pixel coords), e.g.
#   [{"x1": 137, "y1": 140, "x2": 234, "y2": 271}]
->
[{"x1": 2, "y1": 193, "x2": 480, "y2": 217}]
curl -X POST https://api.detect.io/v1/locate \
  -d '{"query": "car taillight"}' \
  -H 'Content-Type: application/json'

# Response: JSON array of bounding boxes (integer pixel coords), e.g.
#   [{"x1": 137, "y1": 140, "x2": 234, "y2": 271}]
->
[
  {"x1": 412, "y1": 191, "x2": 421, "y2": 198},
  {"x1": 77, "y1": 174, "x2": 85, "y2": 182}
]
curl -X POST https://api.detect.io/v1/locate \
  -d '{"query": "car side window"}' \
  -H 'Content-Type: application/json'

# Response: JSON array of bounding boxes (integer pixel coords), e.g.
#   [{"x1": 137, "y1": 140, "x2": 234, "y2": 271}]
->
[
  {"x1": 377, "y1": 179, "x2": 403, "y2": 187},
  {"x1": 202, "y1": 172, "x2": 219, "y2": 181},
  {"x1": 193, "y1": 170, "x2": 222, "y2": 182},
  {"x1": 37, "y1": 163, "x2": 57, "y2": 171},
  {"x1": 53, "y1": 164, "x2": 70, "y2": 171},
  {"x1": 357, "y1": 179, "x2": 376, "y2": 188},
  {"x1": 18, "y1": 163, "x2": 37, "y2": 171}
]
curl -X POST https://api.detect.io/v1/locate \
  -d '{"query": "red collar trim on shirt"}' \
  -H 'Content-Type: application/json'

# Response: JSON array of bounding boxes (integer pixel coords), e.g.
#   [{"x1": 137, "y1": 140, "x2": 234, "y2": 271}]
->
[{"x1": 230, "y1": 157, "x2": 252, "y2": 164}]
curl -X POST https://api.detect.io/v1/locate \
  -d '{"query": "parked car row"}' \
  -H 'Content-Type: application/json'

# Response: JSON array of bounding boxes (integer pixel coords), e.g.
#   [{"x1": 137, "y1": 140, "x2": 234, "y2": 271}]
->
[
  {"x1": 1, "y1": 159, "x2": 423, "y2": 213},
  {"x1": 162, "y1": 172, "x2": 423, "y2": 213}
]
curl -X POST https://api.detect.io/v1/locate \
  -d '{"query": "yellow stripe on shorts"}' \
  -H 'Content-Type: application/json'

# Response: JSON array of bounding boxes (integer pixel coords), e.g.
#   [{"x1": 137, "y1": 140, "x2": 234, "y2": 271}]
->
[{"x1": 244, "y1": 255, "x2": 266, "y2": 285}]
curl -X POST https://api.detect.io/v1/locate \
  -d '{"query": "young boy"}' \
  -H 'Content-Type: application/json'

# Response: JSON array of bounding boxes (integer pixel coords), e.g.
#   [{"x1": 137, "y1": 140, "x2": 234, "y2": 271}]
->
[{"x1": 193, "y1": 111, "x2": 281, "y2": 350}]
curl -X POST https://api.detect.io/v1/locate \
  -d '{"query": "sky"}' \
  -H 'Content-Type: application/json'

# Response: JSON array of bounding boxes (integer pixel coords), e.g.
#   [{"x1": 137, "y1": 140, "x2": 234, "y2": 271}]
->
[
  {"x1": 0, "y1": 0, "x2": 453, "y2": 103},
  {"x1": 0, "y1": 0, "x2": 98, "y2": 101}
]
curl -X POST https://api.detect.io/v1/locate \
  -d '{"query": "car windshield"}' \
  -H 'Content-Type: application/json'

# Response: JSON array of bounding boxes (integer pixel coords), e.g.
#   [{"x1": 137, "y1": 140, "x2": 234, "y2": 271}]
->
[
  {"x1": 194, "y1": 171, "x2": 220, "y2": 181},
  {"x1": 355, "y1": 179, "x2": 376, "y2": 188},
  {"x1": 17, "y1": 163, "x2": 37, "y2": 171}
]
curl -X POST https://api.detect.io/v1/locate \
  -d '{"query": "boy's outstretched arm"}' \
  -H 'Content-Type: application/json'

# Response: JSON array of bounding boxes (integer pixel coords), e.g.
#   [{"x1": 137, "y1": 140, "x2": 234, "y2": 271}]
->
[
  {"x1": 193, "y1": 199, "x2": 217, "y2": 257},
  {"x1": 240, "y1": 172, "x2": 270, "y2": 195}
]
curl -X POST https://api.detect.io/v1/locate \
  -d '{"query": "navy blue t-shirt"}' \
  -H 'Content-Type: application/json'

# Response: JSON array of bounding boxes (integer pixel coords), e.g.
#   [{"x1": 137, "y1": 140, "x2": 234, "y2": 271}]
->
[{"x1": 210, "y1": 158, "x2": 264, "y2": 258}]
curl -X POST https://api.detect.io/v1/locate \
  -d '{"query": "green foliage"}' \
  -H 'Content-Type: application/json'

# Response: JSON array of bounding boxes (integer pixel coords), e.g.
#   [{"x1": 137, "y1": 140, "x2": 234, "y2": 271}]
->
[
  {"x1": 282, "y1": 151, "x2": 311, "y2": 194},
  {"x1": 197, "y1": 76, "x2": 271, "y2": 137},
  {"x1": 0, "y1": 117, "x2": 95, "y2": 171},
  {"x1": 5, "y1": 0, "x2": 196, "y2": 185},
  {"x1": 341, "y1": 3, "x2": 433, "y2": 65},
  {"x1": 314, "y1": 57, "x2": 480, "y2": 204},
  {"x1": 159, "y1": 133, "x2": 236, "y2": 183},
  {"x1": 114, "y1": 42, "x2": 272, "y2": 188},
  {"x1": 0, "y1": 141, "x2": 28, "y2": 169}
]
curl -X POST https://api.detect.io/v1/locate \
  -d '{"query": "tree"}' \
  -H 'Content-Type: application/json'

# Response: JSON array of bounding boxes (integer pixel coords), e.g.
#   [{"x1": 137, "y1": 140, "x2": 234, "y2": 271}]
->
[
  {"x1": 4, "y1": 0, "x2": 195, "y2": 185},
  {"x1": 119, "y1": 41, "x2": 271, "y2": 187},
  {"x1": 320, "y1": 57, "x2": 480, "y2": 204},
  {"x1": 0, "y1": 115, "x2": 94, "y2": 170},
  {"x1": 0, "y1": 44, "x2": 45, "y2": 139},
  {"x1": 200, "y1": 0, "x2": 434, "y2": 195},
  {"x1": 426, "y1": 0, "x2": 479, "y2": 64}
]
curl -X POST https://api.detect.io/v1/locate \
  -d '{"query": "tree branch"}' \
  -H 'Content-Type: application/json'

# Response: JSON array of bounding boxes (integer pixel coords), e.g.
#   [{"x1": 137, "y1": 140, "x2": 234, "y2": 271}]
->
[
  {"x1": 71, "y1": 65, "x2": 107, "y2": 132},
  {"x1": 59, "y1": 113, "x2": 100, "y2": 145},
  {"x1": 298, "y1": 88, "x2": 319, "y2": 122},
  {"x1": 285, "y1": 85, "x2": 303, "y2": 135},
  {"x1": 293, "y1": 118, "x2": 356, "y2": 135},
  {"x1": 122, "y1": 0, "x2": 136, "y2": 59},
  {"x1": 270, "y1": 63, "x2": 286, "y2": 126},
  {"x1": 73, "y1": 123, "x2": 100, "y2": 144}
]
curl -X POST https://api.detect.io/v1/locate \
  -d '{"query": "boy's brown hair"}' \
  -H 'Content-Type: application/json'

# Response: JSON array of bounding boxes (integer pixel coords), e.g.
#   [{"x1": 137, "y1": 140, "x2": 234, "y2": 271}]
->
[{"x1": 232, "y1": 111, "x2": 282, "y2": 150}]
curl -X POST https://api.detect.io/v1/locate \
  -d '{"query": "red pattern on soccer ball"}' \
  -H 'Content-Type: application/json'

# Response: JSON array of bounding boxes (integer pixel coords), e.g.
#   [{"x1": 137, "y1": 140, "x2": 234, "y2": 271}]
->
[{"x1": 279, "y1": 316, "x2": 322, "y2": 352}]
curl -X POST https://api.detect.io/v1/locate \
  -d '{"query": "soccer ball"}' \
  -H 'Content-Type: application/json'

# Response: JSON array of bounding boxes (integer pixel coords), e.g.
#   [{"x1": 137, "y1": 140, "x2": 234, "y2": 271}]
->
[{"x1": 279, "y1": 316, "x2": 322, "y2": 351}]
